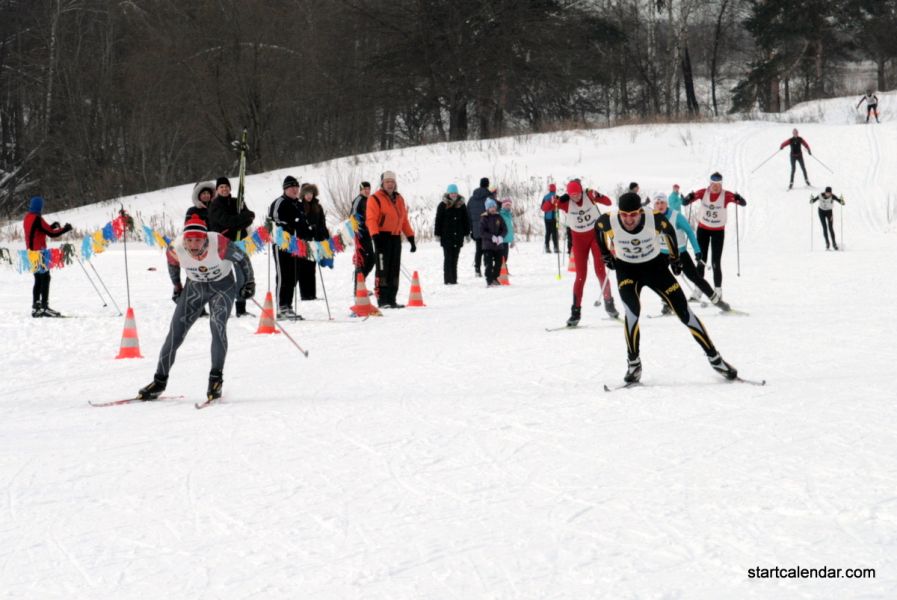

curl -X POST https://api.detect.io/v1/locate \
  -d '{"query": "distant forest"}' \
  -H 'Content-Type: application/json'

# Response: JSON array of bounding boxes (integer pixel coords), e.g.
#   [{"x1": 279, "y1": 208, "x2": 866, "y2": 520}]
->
[{"x1": 1, "y1": 0, "x2": 895, "y2": 215}]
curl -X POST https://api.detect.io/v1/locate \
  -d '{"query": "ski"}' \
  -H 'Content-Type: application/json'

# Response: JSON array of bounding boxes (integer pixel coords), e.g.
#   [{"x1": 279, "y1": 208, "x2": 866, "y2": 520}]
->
[
  {"x1": 546, "y1": 324, "x2": 586, "y2": 332},
  {"x1": 721, "y1": 308, "x2": 750, "y2": 316},
  {"x1": 89, "y1": 395, "x2": 184, "y2": 407},
  {"x1": 734, "y1": 376, "x2": 766, "y2": 386},
  {"x1": 195, "y1": 396, "x2": 221, "y2": 410},
  {"x1": 604, "y1": 381, "x2": 642, "y2": 392}
]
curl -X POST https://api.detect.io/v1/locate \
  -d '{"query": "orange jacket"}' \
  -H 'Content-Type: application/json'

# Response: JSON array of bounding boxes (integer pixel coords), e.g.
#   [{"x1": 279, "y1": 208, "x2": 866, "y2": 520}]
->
[{"x1": 366, "y1": 189, "x2": 415, "y2": 238}]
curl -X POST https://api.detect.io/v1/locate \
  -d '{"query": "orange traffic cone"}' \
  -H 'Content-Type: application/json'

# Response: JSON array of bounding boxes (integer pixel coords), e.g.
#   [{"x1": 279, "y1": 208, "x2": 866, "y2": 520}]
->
[
  {"x1": 115, "y1": 307, "x2": 143, "y2": 359},
  {"x1": 567, "y1": 250, "x2": 576, "y2": 272},
  {"x1": 255, "y1": 291, "x2": 279, "y2": 334},
  {"x1": 498, "y1": 259, "x2": 511, "y2": 286},
  {"x1": 351, "y1": 272, "x2": 382, "y2": 317},
  {"x1": 407, "y1": 270, "x2": 427, "y2": 307}
]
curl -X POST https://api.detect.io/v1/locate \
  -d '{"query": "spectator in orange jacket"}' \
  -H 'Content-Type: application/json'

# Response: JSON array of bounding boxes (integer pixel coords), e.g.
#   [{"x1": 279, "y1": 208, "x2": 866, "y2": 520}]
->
[{"x1": 366, "y1": 171, "x2": 416, "y2": 308}]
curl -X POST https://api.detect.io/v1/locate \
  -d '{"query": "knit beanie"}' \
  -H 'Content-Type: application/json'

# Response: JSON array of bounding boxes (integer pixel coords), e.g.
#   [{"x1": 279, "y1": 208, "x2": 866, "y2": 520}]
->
[
  {"x1": 28, "y1": 196, "x2": 44, "y2": 213},
  {"x1": 183, "y1": 214, "x2": 208, "y2": 238},
  {"x1": 485, "y1": 199, "x2": 497, "y2": 210},
  {"x1": 479, "y1": 177, "x2": 490, "y2": 189},
  {"x1": 566, "y1": 180, "x2": 583, "y2": 195},
  {"x1": 216, "y1": 176, "x2": 231, "y2": 188},
  {"x1": 447, "y1": 183, "x2": 459, "y2": 195},
  {"x1": 618, "y1": 192, "x2": 642, "y2": 212},
  {"x1": 283, "y1": 175, "x2": 299, "y2": 190}
]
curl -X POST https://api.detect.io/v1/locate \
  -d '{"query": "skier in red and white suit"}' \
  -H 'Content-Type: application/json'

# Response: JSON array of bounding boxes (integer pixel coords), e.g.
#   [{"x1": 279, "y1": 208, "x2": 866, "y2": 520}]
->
[{"x1": 556, "y1": 179, "x2": 619, "y2": 326}]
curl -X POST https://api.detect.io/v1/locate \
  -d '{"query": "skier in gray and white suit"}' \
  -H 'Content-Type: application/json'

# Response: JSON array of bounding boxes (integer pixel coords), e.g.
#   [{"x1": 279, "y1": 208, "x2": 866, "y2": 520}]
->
[{"x1": 137, "y1": 215, "x2": 255, "y2": 401}]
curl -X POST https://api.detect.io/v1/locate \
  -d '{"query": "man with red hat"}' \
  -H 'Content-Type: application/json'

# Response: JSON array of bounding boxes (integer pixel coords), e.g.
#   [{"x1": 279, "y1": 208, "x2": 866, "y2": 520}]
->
[
  {"x1": 540, "y1": 183, "x2": 560, "y2": 253},
  {"x1": 555, "y1": 179, "x2": 618, "y2": 325},
  {"x1": 137, "y1": 215, "x2": 255, "y2": 403}
]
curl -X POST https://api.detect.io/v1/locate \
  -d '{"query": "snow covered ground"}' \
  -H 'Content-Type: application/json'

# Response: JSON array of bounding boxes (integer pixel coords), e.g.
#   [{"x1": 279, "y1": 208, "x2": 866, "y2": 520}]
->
[{"x1": 2, "y1": 95, "x2": 896, "y2": 598}]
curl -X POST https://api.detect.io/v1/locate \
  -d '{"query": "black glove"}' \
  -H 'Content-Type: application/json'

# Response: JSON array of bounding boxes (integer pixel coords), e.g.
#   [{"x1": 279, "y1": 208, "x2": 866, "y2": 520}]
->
[
  {"x1": 62, "y1": 223, "x2": 73, "y2": 232},
  {"x1": 602, "y1": 256, "x2": 615, "y2": 271},
  {"x1": 240, "y1": 281, "x2": 255, "y2": 300},
  {"x1": 172, "y1": 283, "x2": 183, "y2": 303},
  {"x1": 839, "y1": 197, "x2": 846, "y2": 205},
  {"x1": 670, "y1": 258, "x2": 683, "y2": 275},
  {"x1": 408, "y1": 236, "x2": 417, "y2": 253},
  {"x1": 734, "y1": 193, "x2": 747, "y2": 207},
  {"x1": 685, "y1": 192, "x2": 696, "y2": 204},
  {"x1": 694, "y1": 252, "x2": 705, "y2": 269}
]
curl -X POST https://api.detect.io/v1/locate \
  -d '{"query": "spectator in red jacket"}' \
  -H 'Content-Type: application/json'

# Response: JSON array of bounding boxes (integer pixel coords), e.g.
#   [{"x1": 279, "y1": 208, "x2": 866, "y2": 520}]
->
[{"x1": 23, "y1": 196, "x2": 72, "y2": 317}]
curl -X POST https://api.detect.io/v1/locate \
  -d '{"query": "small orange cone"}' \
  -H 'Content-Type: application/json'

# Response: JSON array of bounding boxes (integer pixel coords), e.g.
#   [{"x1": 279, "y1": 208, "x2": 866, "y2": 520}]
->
[
  {"x1": 567, "y1": 250, "x2": 576, "y2": 272},
  {"x1": 351, "y1": 272, "x2": 382, "y2": 317},
  {"x1": 407, "y1": 271, "x2": 427, "y2": 307},
  {"x1": 498, "y1": 259, "x2": 511, "y2": 286},
  {"x1": 255, "y1": 291, "x2": 279, "y2": 334},
  {"x1": 115, "y1": 307, "x2": 143, "y2": 359}
]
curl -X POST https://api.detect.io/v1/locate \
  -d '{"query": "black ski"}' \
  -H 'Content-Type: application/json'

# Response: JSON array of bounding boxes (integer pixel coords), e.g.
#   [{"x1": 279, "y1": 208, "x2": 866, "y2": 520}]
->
[
  {"x1": 89, "y1": 395, "x2": 184, "y2": 407},
  {"x1": 734, "y1": 376, "x2": 766, "y2": 386}
]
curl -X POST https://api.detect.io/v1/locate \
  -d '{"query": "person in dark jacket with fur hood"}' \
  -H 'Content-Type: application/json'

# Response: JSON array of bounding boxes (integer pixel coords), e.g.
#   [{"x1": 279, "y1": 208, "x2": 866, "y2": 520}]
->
[
  {"x1": 296, "y1": 182, "x2": 331, "y2": 301},
  {"x1": 186, "y1": 181, "x2": 215, "y2": 223},
  {"x1": 434, "y1": 184, "x2": 470, "y2": 284}
]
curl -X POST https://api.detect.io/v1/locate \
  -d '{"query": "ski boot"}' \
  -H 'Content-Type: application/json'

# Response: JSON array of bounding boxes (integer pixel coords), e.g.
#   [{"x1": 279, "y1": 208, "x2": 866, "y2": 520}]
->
[
  {"x1": 138, "y1": 375, "x2": 168, "y2": 400},
  {"x1": 207, "y1": 370, "x2": 223, "y2": 401},
  {"x1": 788, "y1": 182, "x2": 793, "y2": 190},
  {"x1": 604, "y1": 297, "x2": 619, "y2": 319},
  {"x1": 805, "y1": 179, "x2": 811, "y2": 187},
  {"x1": 660, "y1": 302, "x2": 673, "y2": 316},
  {"x1": 708, "y1": 354, "x2": 738, "y2": 380},
  {"x1": 31, "y1": 303, "x2": 43, "y2": 318},
  {"x1": 277, "y1": 306, "x2": 303, "y2": 321},
  {"x1": 709, "y1": 291, "x2": 731, "y2": 312},
  {"x1": 624, "y1": 357, "x2": 642, "y2": 383},
  {"x1": 41, "y1": 305, "x2": 62, "y2": 317},
  {"x1": 833, "y1": 242, "x2": 839, "y2": 251},
  {"x1": 688, "y1": 287, "x2": 703, "y2": 303},
  {"x1": 566, "y1": 304, "x2": 581, "y2": 327}
]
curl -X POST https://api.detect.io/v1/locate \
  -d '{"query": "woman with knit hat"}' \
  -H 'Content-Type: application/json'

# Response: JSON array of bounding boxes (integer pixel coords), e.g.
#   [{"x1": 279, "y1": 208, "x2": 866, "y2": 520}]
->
[
  {"x1": 555, "y1": 179, "x2": 618, "y2": 325},
  {"x1": 434, "y1": 183, "x2": 470, "y2": 284}
]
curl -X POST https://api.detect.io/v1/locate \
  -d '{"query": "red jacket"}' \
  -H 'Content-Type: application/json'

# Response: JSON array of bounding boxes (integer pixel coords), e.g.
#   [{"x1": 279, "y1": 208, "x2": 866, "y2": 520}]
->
[
  {"x1": 556, "y1": 189, "x2": 612, "y2": 213},
  {"x1": 23, "y1": 213, "x2": 67, "y2": 251}
]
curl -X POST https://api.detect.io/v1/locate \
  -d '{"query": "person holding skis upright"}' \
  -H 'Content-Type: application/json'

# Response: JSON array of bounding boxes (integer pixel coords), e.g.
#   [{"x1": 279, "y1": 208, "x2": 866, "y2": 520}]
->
[
  {"x1": 810, "y1": 186, "x2": 845, "y2": 251},
  {"x1": 137, "y1": 215, "x2": 255, "y2": 402},
  {"x1": 208, "y1": 176, "x2": 255, "y2": 316},
  {"x1": 23, "y1": 196, "x2": 73, "y2": 317},
  {"x1": 780, "y1": 129, "x2": 812, "y2": 189},
  {"x1": 856, "y1": 91, "x2": 880, "y2": 123},
  {"x1": 653, "y1": 192, "x2": 730, "y2": 315},
  {"x1": 596, "y1": 192, "x2": 738, "y2": 384},
  {"x1": 556, "y1": 179, "x2": 618, "y2": 325},
  {"x1": 681, "y1": 172, "x2": 746, "y2": 302}
]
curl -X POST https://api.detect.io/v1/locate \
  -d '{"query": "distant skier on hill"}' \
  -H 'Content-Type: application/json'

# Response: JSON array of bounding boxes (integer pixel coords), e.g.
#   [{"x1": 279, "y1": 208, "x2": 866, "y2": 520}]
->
[
  {"x1": 137, "y1": 215, "x2": 255, "y2": 402},
  {"x1": 810, "y1": 186, "x2": 845, "y2": 251},
  {"x1": 780, "y1": 129, "x2": 812, "y2": 190},
  {"x1": 856, "y1": 91, "x2": 880, "y2": 123}
]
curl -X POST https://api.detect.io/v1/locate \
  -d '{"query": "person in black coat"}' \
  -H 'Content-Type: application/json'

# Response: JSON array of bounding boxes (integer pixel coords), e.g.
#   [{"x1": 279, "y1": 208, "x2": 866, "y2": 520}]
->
[
  {"x1": 479, "y1": 199, "x2": 508, "y2": 286},
  {"x1": 467, "y1": 177, "x2": 490, "y2": 277},
  {"x1": 434, "y1": 184, "x2": 470, "y2": 284},
  {"x1": 208, "y1": 176, "x2": 255, "y2": 316},
  {"x1": 351, "y1": 181, "x2": 375, "y2": 292},
  {"x1": 267, "y1": 175, "x2": 305, "y2": 319},
  {"x1": 296, "y1": 182, "x2": 331, "y2": 301}
]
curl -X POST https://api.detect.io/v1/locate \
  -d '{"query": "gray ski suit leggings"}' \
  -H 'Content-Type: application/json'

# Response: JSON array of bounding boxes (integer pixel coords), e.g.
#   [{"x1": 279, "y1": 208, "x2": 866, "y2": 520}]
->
[{"x1": 155, "y1": 276, "x2": 236, "y2": 378}]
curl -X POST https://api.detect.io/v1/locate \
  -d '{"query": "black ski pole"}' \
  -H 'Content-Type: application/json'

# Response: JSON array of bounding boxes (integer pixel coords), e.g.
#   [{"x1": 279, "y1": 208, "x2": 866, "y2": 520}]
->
[
  {"x1": 809, "y1": 153, "x2": 834, "y2": 174},
  {"x1": 750, "y1": 148, "x2": 782, "y2": 173},
  {"x1": 735, "y1": 203, "x2": 741, "y2": 276},
  {"x1": 88, "y1": 260, "x2": 123, "y2": 315},
  {"x1": 118, "y1": 206, "x2": 132, "y2": 308},
  {"x1": 809, "y1": 198, "x2": 813, "y2": 251},
  {"x1": 75, "y1": 256, "x2": 107, "y2": 308},
  {"x1": 317, "y1": 262, "x2": 332, "y2": 321},
  {"x1": 250, "y1": 297, "x2": 309, "y2": 357},
  {"x1": 555, "y1": 202, "x2": 561, "y2": 281}
]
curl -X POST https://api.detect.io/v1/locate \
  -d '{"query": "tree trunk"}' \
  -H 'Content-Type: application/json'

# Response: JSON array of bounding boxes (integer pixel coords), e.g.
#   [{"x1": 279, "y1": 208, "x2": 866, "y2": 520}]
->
[
  {"x1": 878, "y1": 56, "x2": 886, "y2": 91},
  {"x1": 770, "y1": 78, "x2": 781, "y2": 113},
  {"x1": 681, "y1": 44, "x2": 699, "y2": 115},
  {"x1": 710, "y1": 0, "x2": 730, "y2": 117},
  {"x1": 784, "y1": 78, "x2": 790, "y2": 110}
]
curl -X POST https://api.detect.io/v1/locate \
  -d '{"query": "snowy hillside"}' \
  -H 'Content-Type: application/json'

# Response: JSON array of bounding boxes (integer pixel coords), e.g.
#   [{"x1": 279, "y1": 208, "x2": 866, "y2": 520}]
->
[{"x1": 2, "y1": 95, "x2": 896, "y2": 599}]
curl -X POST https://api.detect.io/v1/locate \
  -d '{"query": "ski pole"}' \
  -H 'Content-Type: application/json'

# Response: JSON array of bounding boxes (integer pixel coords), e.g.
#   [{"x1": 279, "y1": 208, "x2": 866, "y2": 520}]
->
[
  {"x1": 250, "y1": 297, "x2": 309, "y2": 357},
  {"x1": 735, "y1": 203, "x2": 741, "y2": 277},
  {"x1": 88, "y1": 260, "x2": 123, "y2": 315},
  {"x1": 809, "y1": 153, "x2": 834, "y2": 174},
  {"x1": 809, "y1": 201, "x2": 813, "y2": 251},
  {"x1": 399, "y1": 263, "x2": 413, "y2": 283},
  {"x1": 840, "y1": 197, "x2": 845, "y2": 250},
  {"x1": 750, "y1": 148, "x2": 782, "y2": 173},
  {"x1": 555, "y1": 201, "x2": 562, "y2": 280},
  {"x1": 75, "y1": 255, "x2": 108, "y2": 308},
  {"x1": 317, "y1": 262, "x2": 332, "y2": 321}
]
